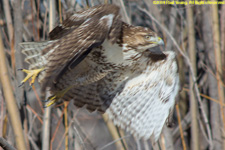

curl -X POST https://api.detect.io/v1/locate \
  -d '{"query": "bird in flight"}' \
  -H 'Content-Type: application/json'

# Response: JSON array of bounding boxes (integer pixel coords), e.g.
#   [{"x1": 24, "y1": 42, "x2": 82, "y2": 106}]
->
[{"x1": 20, "y1": 4, "x2": 179, "y2": 140}]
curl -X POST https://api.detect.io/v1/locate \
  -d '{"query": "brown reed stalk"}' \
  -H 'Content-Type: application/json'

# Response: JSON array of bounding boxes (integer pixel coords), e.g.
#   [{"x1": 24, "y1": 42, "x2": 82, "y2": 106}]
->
[
  {"x1": 176, "y1": 104, "x2": 187, "y2": 150},
  {"x1": 186, "y1": 2, "x2": 199, "y2": 149},
  {"x1": 102, "y1": 114, "x2": 127, "y2": 150},
  {"x1": 64, "y1": 102, "x2": 69, "y2": 150},
  {"x1": 0, "y1": 32, "x2": 26, "y2": 150},
  {"x1": 211, "y1": 2, "x2": 225, "y2": 149}
]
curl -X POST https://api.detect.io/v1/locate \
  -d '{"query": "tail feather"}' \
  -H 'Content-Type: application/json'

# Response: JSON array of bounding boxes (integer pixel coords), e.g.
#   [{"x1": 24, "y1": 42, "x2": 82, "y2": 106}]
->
[
  {"x1": 20, "y1": 41, "x2": 51, "y2": 69},
  {"x1": 25, "y1": 54, "x2": 40, "y2": 64}
]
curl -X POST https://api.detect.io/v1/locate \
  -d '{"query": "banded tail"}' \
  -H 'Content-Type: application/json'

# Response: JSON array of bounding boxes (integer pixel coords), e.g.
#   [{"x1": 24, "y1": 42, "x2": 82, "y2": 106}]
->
[{"x1": 20, "y1": 41, "x2": 51, "y2": 69}]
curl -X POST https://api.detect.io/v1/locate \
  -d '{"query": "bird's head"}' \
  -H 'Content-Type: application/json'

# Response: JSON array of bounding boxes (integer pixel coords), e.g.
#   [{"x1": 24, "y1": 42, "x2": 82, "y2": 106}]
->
[{"x1": 122, "y1": 24, "x2": 164, "y2": 52}]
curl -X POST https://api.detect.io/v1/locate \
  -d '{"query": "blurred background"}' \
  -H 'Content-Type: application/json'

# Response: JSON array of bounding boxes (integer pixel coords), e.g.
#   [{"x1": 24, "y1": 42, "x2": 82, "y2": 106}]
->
[{"x1": 0, "y1": 0, "x2": 224, "y2": 150}]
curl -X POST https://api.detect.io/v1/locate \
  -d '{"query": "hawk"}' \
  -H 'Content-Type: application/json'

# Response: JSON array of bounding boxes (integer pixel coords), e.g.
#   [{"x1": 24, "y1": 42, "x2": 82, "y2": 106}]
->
[{"x1": 20, "y1": 4, "x2": 179, "y2": 140}]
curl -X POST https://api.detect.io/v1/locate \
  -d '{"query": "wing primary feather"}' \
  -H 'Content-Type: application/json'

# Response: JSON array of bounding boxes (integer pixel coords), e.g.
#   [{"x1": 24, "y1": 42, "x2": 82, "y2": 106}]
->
[
  {"x1": 49, "y1": 4, "x2": 121, "y2": 40},
  {"x1": 41, "y1": 5, "x2": 122, "y2": 93},
  {"x1": 69, "y1": 42, "x2": 104, "y2": 69},
  {"x1": 53, "y1": 41, "x2": 104, "y2": 84}
]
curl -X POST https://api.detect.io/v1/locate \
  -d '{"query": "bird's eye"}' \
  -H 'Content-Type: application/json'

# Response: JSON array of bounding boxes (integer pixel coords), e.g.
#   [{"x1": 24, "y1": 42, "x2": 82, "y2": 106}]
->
[{"x1": 145, "y1": 35, "x2": 151, "y2": 40}]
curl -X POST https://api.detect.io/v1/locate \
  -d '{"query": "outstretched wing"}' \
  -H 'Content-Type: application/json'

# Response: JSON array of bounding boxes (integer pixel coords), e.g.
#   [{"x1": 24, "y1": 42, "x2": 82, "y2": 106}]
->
[
  {"x1": 61, "y1": 51, "x2": 179, "y2": 140},
  {"x1": 49, "y1": 4, "x2": 121, "y2": 42},
  {"x1": 41, "y1": 5, "x2": 122, "y2": 92},
  {"x1": 106, "y1": 51, "x2": 179, "y2": 140}
]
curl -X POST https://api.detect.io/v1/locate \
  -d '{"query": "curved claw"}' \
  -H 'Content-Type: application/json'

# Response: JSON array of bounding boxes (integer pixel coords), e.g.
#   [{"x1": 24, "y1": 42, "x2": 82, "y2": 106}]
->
[
  {"x1": 43, "y1": 86, "x2": 74, "y2": 108},
  {"x1": 45, "y1": 99, "x2": 56, "y2": 107},
  {"x1": 18, "y1": 68, "x2": 44, "y2": 86},
  {"x1": 18, "y1": 82, "x2": 24, "y2": 87},
  {"x1": 44, "y1": 95, "x2": 58, "y2": 107}
]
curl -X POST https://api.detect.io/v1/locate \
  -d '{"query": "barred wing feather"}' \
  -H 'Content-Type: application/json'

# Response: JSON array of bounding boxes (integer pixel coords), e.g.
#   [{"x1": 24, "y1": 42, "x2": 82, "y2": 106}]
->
[{"x1": 106, "y1": 51, "x2": 179, "y2": 140}]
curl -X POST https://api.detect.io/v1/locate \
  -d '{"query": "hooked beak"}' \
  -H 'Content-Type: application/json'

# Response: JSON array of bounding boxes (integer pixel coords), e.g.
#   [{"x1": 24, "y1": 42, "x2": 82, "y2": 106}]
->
[{"x1": 149, "y1": 37, "x2": 164, "y2": 45}]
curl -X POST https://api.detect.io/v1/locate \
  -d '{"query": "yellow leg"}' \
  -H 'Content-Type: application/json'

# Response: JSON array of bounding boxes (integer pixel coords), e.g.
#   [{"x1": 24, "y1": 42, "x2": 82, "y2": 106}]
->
[
  {"x1": 44, "y1": 85, "x2": 73, "y2": 107},
  {"x1": 19, "y1": 68, "x2": 44, "y2": 86}
]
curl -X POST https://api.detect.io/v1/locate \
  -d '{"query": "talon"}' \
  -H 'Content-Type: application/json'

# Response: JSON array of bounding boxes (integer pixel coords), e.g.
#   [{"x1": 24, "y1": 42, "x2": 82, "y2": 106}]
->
[
  {"x1": 44, "y1": 95, "x2": 57, "y2": 107},
  {"x1": 45, "y1": 98, "x2": 56, "y2": 107},
  {"x1": 18, "y1": 82, "x2": 24, "y2": 87},
  {"x1": 44, "y1": 85, "x2": 74, "y2": 107},
  {"x1": 19, "y1": 68, "x2": 44, "y2": 86}
]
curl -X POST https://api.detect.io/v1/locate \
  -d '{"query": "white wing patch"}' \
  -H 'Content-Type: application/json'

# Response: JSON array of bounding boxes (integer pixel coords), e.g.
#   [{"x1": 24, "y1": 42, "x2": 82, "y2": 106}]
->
[
  {"x1": 106, "y1": 51, "x2": 179, "y2": 141},
  {"x1": 99, "y1": 14, "x2": 114, "y2": 28}
]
